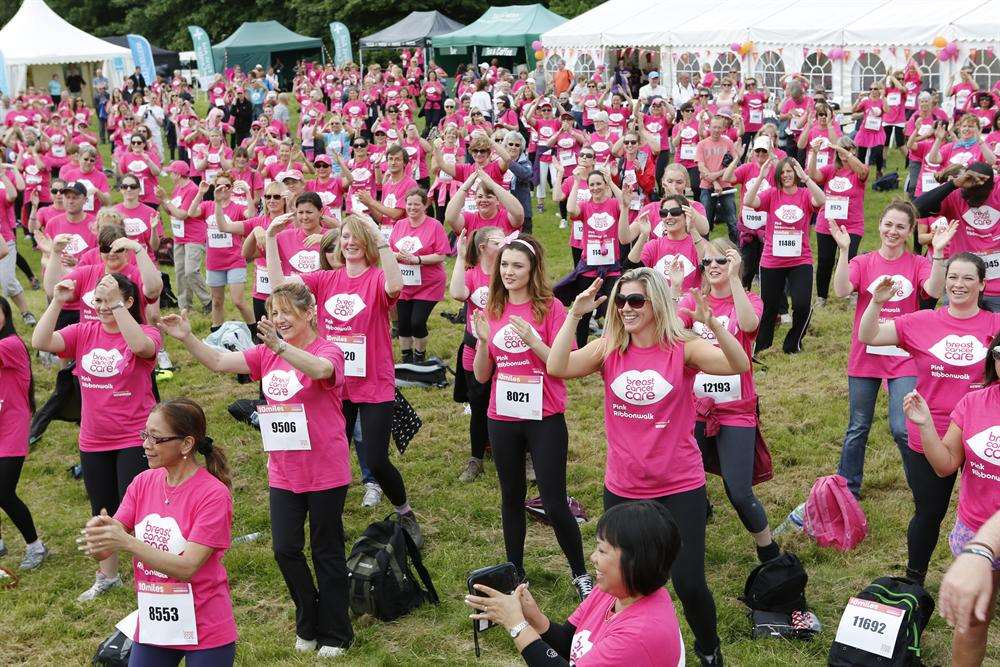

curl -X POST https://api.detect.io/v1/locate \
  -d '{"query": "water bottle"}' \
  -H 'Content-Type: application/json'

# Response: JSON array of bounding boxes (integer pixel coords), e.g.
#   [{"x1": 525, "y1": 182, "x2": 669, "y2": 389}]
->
[
  {"x1": 232, "y1": 532, "x2": 264, "y2": 545},
  {"x1": 773, "y1": 502, "x2": 806, "y2": 537}
]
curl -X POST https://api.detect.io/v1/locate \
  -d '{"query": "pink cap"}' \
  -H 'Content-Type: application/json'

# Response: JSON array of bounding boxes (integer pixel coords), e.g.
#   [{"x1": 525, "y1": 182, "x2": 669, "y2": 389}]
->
[
  {"x1": 281, "y1": 169, "x2": 304, "y2": 181},
  {"x1": 166, "y1": 161, "x2": 189, "y2": 176}
]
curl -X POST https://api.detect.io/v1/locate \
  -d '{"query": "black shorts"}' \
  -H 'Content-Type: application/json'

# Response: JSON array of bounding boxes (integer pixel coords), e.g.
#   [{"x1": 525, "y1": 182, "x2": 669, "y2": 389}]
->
[{"x1": 55, "y1": 308, "x2": 80, "y2": 331}]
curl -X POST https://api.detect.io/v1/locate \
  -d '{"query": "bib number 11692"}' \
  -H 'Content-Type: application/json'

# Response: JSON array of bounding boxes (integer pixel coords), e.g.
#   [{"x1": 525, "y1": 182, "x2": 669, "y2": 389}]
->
[{"x1": 834, "y1": 597, "x2": 904, "y2": 659}]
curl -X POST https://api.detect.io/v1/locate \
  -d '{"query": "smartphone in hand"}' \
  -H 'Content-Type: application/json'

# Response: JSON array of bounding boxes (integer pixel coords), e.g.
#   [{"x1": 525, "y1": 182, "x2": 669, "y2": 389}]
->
[{"x1": 468, "y1": 562, "x2": 519, "y2": 657}]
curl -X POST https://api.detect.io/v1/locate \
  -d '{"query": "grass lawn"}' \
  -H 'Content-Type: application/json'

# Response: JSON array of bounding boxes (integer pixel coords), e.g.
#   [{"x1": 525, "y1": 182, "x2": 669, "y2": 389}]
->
[{"x1": 1, "y1": 104, "x2": 997, "y2": 666}]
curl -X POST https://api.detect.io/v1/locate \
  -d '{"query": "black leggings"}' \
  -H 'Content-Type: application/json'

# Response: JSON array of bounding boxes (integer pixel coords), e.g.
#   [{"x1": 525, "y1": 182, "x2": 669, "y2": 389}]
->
[
  {"x1": 815, "y1": 231, "x2": 862, "y2": 299},
  {"x1": 694, "y1": 422, "x2": 769, "y2": 533},
  {"x1": 604, "y1": 485, "x2": 718, "y2": 654},
  {"x1": 740, "y1": 237, "x2": 763, "y2": 291},
  {"x1": 686, "y1": 166, "x2": 702, "y2": 203},
  {"x1": 0, "y1": 457, "x2": 38, "y2": 544},
  {"x1": 343, "y1": 400, "x2": 407, "y2": 507},
  {"x1": 79, "y1": 447, "x2": 148, "y2": 516},
  {"x1": 396, "y1": 299, "x2": 436, "y2": 339},
  {"x1": 16, "y1": 251, "x2": 35, "y2": 282},
  {"x1": 253, "y1": 296, "x2": 268, "y2": 323},
  {"x1": 898, "y1": 444, "x2": 957, "y2": 580},
  {"x1": 858, "y1": 145, "x2": 885, "y2": 172},
  {"x1": 758, "y1": 264, "x2": 813, "y2": 353},
  {"x1": 488, "y1": 414, "x2": 587, "y2": 579},
  {"x1": 269, "y1": 485, "x2": 352, "y2": 649},
  {"x1": 465, "y1": 369, "x2": 489, "y2": 459},
  {"x1": 570, "y1": 274, "x2": 615, "y2": 348}
]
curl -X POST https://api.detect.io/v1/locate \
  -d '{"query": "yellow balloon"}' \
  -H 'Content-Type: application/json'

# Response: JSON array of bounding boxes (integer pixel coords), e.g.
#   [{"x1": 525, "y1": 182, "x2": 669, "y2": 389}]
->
[
  {"x1": 933, "y1": 36, "x2": 947, "y2": 48},
  {"x1": 534, "y1": 50, "x2": 545, "y2": 60}
]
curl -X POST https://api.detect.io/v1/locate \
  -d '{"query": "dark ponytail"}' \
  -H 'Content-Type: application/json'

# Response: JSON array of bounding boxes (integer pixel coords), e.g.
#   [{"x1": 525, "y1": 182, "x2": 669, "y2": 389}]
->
[{"x1": 154, "y1": 398, "x2": 232, "y2": 488}]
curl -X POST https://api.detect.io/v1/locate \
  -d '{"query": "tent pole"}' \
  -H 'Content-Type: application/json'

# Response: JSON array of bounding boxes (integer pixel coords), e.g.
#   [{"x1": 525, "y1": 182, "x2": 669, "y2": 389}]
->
[{"x1": 359, "y1": 47, "x2": 364, "y2": 69}]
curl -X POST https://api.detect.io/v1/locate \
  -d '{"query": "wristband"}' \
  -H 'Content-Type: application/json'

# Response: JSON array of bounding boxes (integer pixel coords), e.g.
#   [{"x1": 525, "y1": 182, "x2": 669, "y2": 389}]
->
[
  {"x1": 965, "y1": 541, "x2": 996, "y2": 558},
  {"x1": 932, "y1": 255, "x2": 946, "y2": 261},
  {"x1": 961, "y1": 546, "x2": 995, "y2": 563},
  {"x1": 110, "y1": 302, "x2": 125, "y2": 311},
  {"x1": 377, "y1": 244, "x2": 389, "y2": 250}
]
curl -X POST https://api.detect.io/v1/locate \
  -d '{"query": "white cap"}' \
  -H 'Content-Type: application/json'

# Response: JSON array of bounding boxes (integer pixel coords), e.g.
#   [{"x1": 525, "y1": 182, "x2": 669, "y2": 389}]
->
[{"x1": 752, "y1": 136, "x2": 771, "y2": 151}]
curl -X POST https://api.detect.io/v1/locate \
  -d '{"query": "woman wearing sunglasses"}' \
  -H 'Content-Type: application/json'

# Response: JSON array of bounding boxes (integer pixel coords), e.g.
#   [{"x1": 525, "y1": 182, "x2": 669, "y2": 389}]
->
[
  {"x1": 859, "y1": 253, "x2": 1000, "y2": 586},
  {"x1": 551, "y1": 150, "x2": 597, "y2": 264},
  {"x1": 33, "y1": 272, "x2": 160, "y2": 601},
  {"x1": 671, "y1": 103, "x2": 703, "y2": 201},
  {"x1": 852, "y1": 83, "x2": 888, "y2": 180},
  {"x1": 78, "y1": 399, "x2": 237, "y2": 666},
  {"x1": 117, "y1": 135, "x2": 161, "y2": 209},
  {"x1": 625, "y1": 193, "x2": 705, "y2": 293},
  {"x1": 548, "y1": 268, "x2": 750, "y2": 666},
  {"x1": 344, "y1": 138, "x2": 380, "y2": 215},
  {"x1": 612, "y1": 130, "x2": 657, "y2": 222},
  {"x1": 736, "y1": 78, "x2": 769, "y2": 155},
  {"x1": 797, "y1": 103, "x2": 842, "y2": 171},
  {"x1": 114, "y1": 174, "x2": 160, "y2": 263}
]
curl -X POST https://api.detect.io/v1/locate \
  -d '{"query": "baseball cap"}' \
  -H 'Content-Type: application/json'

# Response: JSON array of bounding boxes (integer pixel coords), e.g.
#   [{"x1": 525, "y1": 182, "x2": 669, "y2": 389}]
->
[
  {"x1": 752, "y1": 136, "x2": 771, "y2": 151},
  {"x1": 281, "y1": 169, "x2": 304, "y2": 182},
  {"x1": 314, "y1": 154, "x2": 332, "y2": 165},
  {"x1": 61, "y1": 181, "x2": 87, "y2": 196},
  {"x1": 166, "y1": 160, "x2": 190, "y2": 176},
  {"x1": 648, "y1": 71, "x2": 660, "y2": 79},
  {"x1": 560, "y1": 111, "x2": 574, "y2": 120}
]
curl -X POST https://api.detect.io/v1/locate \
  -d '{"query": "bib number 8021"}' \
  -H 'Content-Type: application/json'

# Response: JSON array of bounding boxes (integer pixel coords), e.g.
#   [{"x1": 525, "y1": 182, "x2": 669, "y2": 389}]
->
[
  {"x1": 852, "y1": 616, "x2": 886, "y2": 634},
  {"x1": 148, "y1": 606, "x2": 180, "y2": 622},
  {"x1": 505, "y1": 391, "x2": 530, "y2": 403},
  {"x1": 271, "y1": 421, "x2": 297, "y2": 434}
]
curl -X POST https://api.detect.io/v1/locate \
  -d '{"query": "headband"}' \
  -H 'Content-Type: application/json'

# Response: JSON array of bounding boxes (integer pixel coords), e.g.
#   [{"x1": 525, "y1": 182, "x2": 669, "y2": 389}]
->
[{"x1": 503, "y1": 231, "x2": 535, "y2": 256}]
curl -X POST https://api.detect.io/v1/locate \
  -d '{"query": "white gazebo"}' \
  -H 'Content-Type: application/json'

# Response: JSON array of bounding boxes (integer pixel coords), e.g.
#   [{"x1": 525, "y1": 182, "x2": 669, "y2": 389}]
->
[{"x1": 0, "y1": 0, "x2": 132, "y2": 95}]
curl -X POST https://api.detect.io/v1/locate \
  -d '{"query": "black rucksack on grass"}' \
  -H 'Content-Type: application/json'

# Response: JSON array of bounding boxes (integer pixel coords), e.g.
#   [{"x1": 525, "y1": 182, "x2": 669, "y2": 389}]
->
[
  {"x1": 741, "y1": 552, "x2": 809, "y2": 613},
  {"x1": 346, "y1": 515, "x2": 439, "y2": 622},
  {"x1": 828, "y1": 576, "x2": 934, "y2": 667}
]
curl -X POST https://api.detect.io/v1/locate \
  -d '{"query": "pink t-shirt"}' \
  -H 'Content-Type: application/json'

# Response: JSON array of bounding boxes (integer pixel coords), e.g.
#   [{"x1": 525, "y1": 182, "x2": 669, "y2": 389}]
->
[
  {"x1": 694, "y1": 136, "x2": 737, "y2": 188},
  {"x1": 390, "y1": 216, "x2": 451, "y2": 301},
  {"x1": 741, "y1": 92, "x2": 769, "y2": 132},
  {"x1": 815, "y1": 166, "x2": 867, "y2": 236},
  {"x1": 462, "y1": 265, "x2": 492, "y2": 371},
  {"x1": 848, "y1": 251, "x2": 931, "y2": 379},
  {"x1": 563, "y1": 177, "x2": 590, "y2": 249},
  {"x1": 301, "y1": 267, "x2": 398, "y2": 404},
  {"x1": 884, "y1": 87, "x2": 907, "y2": 125},
  {"x1": 275, "y1": 226, "x2": 323, "y2": 276},
  {"x1": 482, "y1": 299, "x2": 570, "y2": 421},
  {"x1": 854, "y1": 98, "x2": 886, "y2": 148},
  {"x1": 0, "y1": 335, "x2": 32, "y2": 458},
  {"x1": 198, "y1": 201, "x2": 246, "y2": 271},
  {"x1": 671, "y1": 121, "x2": 701, "y2": 168},
  {"x1": 640, "y1": 235, "x2": 700, "y2": 292},
  {"x1": 66, "y1": 263, "x2": 150, "y2": 323},
  {"x1": 804, "y1": 124, "x2": 842, "y2": 171},
  {"x1": 167, "y1": 181, "x2": 206, "y2": 245},
  {"x1": 758, "y1": 187, "x2": 816, "y2": 269},
  {"x1": 567, "y1": 587, "x2": 683, "y2": 666},
  {"x1": 114, "y1": 202, "x2": 159, "y2": 260},
  {"x1": 733, "y1": 162, "x2": 775, "y2": 240},
  {"x1": 46, "y1": 212, "x2": 97, "y2": 258},
  {"x1": 601, "y1": 341, "x2": 705, "y2": 498},
  {"x1": 307, "y1": 178, "x2": 346, "y2": 216},
  {"x1": 58, "y1": 322, "x2": 160, "y2": 452},
  {"x1": 377, "y1": 174, "x2": 419, "y2": 231},
  {"x1": 894, "y1": 308, "x2": 1000, "y2": 452},
  {"x1": 680, "y1": 292, "x2": 763, "y2": 427},
  {"x1": 939, "y1": 141, "x2": 986, "y2": 169},
  {"x1": 644, "y1": 200, "x2": 708, "y2": 239},
  {"x1": 938, "y1": 183, "x2": 1000, "y2": 296},
  {"x1": 117, "y1": 152, "x2": 161, "y2": 204},
  {"x1": 950, "y1": 384, "x2": 1000, "y2": 531},
  {"x1": 579, "y1": 198, "x2": 622, "y2": 276},
  {"x1": 114, "y1": 467, "x2": 237, "y2": 650},
  {"x1": 461, "y1": 208, "x2": 517, "y2": 236},
  {"x1": 243, "y1": 339, "x2": 352, "y2": 492},
  {"x1": 243, "y1": 214, "x2": 272, "y2": 300},
  {"x1": 57, "y1": 165, "x2": 109, "y2": 213}
]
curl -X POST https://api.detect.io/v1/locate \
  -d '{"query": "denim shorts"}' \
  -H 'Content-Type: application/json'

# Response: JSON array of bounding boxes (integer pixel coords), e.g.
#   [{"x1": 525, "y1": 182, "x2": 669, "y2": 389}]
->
[{"x1": 206, "y1": 267, "x2": 247, "y2": 287}]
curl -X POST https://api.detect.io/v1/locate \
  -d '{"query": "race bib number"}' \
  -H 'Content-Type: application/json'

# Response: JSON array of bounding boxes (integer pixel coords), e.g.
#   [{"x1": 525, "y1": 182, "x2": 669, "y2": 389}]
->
[
  {"x1": 834, "y1": 597, "x2": 905, "y2": 659},
  {"x1": 920, "y1": 171, "x2": 940, "y2": 193},
  {"x1": 495, "y1": 373, "x2": 543, "y2": 420},
  {"x1": 204, "y1": 169, "x2": 219, "y2": 184},
  {"x1": 255, "y1": 270, "x2": 271, "y2": 295},
  {"x1": 749, "y1": 109, "x2": 763, "y2": 124},
  {"x1": 863, "y1": 114, "x2": 882, "y2": 132},
  {"x1": 330, "y1": 334, "x2": 366, "y2": 377},
  {"x1": 170, "y1": 218, "x2": 184, "y2": 238},
  {"x1": 463, "y1": 195, "x2": 478, "y2": 213},
  {"x1": 742, "y1": 209, "x2": 766, "y2": 230},
  {"x1": 905, "y1": 94, "x2": 917, "y2": 109},
  {"x1": 886, "y1": 92, "x2": 901, "y2": 106},
  {"x1": 351, "y1": 195, "x2": 367, "y2": 213},
  {"x1": 559, "y1": 150, "x2": 577, "y2": 167},
  {"x1": 694, "y1": 373, "x2": 742, "y2": 404},
  {"x1": 825, "y1": 197, "x2": 849, "y2": 220},
  {"x1": 979, "y1": 250, "x2": 1000, "y2": 281},
  {"x1": 137, "y1": 582, "x2": 197, "y2": 646},
  {"x1": 679, "y1": 144, "x2": 697, "y2": 161},
  {"x1": 816, "y1": 151, "x2": 830, "y2": 169},
  {"x1": 773, "y1": 230, "x2": 802, "y2": 257},
  {"x1": 866, "y1": 344, "x2": 910, "y2": 358},
  {"x1": 258, "y1": 404, "x2": 311, "y2": 451},
  {"x1": 208, "y1": 230, "x2": 232, "y2": 248},
  {"x1": 573, "y1": 217, "x2": 584, "y2": 242},
  {"x1": 400, "y1": 263, "x2": 422, "y2": 286},
  {"x1": 586, "y1": 239, "x2": 615, "y2": 266}
]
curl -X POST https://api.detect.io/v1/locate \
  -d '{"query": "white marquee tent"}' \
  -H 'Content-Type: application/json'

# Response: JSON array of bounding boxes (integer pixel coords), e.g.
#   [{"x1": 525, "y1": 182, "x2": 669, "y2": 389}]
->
[
  {"x1": 542, "y1": 0, "x2": 1000, "y2": 105},
  {"x1": 0, "y1": 0, "x2": 132, "y2": 95}
]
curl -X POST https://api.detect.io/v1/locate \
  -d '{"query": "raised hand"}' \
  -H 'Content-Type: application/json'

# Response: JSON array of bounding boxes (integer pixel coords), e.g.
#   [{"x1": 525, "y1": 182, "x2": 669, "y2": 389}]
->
[
  {"x1": 902, "y1": 391, "x2": 932, "y2": 426},
  {"x1": 931, "y1": 220, "x2": 958, "y2": 254},
  {"x1": 829, "y1": 222, "x2": 851, "y2": 251},
  {"x1": 157, "y1": 310, "x2": 193, "y2": 339},
  {"x1": 472, "y1": 310, "x2": 491, "y2": 342},
  {"x1": 870, "y1": 275, "x2": 898, "y2": 304}
]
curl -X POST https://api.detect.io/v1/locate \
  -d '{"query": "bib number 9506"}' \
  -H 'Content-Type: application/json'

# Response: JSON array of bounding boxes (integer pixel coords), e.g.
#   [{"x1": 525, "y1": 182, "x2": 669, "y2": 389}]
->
[{"x1": 270, "y1": 421, "x2": 297, "y2": 434}]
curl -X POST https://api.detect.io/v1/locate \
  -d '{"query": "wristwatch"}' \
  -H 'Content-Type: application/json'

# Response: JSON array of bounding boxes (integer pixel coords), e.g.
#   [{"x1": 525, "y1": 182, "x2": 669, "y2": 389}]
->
[{"x1": 509, "y1": 620, "x2": 530, "y2": 639}]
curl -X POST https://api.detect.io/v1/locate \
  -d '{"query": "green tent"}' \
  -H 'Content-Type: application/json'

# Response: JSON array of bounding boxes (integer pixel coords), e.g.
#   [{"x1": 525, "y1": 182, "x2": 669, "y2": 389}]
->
[
  {"x1": 432, "y1": 4, "x2": 566, "y2": 69},
  {"x1": 212, "y1": 21, "x2": 322, "y2": 75}
]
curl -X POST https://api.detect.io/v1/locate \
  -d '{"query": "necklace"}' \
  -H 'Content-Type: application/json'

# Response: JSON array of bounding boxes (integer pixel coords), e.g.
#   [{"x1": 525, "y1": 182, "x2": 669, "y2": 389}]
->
[{"x1": 162, "y1": 468, "x2": 194, "y2": 505}]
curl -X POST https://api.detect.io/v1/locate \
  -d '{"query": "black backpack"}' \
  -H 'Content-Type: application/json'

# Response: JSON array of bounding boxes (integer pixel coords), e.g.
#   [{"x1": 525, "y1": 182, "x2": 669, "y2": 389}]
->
[
  {"x1": 92, "y1": 630, "x2": 132, "y2": 666},
  {"x1": 347, "y1": 515, "x2": 439, "y2": 622},
  {"x1": 741, "y1": 552, "x2": 809, "y2": 613},
  {"x1": 872, "y1": 171, "x2": 899, "y2": 192},
  {"x1": 828, "y1": 577, "x2": 934, "y2": 667}
]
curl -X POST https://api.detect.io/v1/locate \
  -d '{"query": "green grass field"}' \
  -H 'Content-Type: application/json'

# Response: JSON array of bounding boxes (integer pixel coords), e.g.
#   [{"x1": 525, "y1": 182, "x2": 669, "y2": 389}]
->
[{"x1": 1, "y1": 105, "x2": 997, "y2": 666}]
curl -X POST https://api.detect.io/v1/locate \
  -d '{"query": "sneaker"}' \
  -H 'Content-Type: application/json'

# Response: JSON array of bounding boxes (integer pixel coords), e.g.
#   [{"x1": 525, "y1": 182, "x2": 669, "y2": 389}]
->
[
  {"x1": 317, "y1": 645, "x2": 347, "y2": 658},
  {"x1": 77, "y1": 571, "x2": 123, "y2": 602},
  {"x1": 780, "y1": 313, "x2": 792, "y2": 325},
  {"x1": 537, "y1": 202, "x2": 545, "y2": 213},
  {"x1": 401, "y1": 349, "x2": 413, "y2": 364},
  {"x1": 525, "y1": 455, "x2": 536, "y2": 483},
  {"x1": 19, "y1": 545, "x2": 49, "y2": 570},
  {"x1": 22, "y1": 312, "x2": 37, "y2": 326},
  {"x1": 695, "y1": 643, "x2": 725, "y2": 666},
  {"x1": 156, "y1": 348, "x2": 174, "y2": 370},
  {"x1": 29, "y1": 277, "x2": 40, "y2": 290},
  {"x1": 459, "y1": 458, "x2": 484, "y2": 483},
  {"x1": 572, "y1": 573, "x2": 595, "y2": 601},
  {"x1": 295, "y1": 636, "x2": 317, "y2": 653},
  {"x1": 463, "y1": 403, "x2": 472, "y2": 415},
  {"x1": 815, "y1": 297, "x2": 826, "y2": 308},
  {"x1": 361, "y1": 482, "x2": 383, "y2": 508},
  {"x1": 200, "y1": 302, "x2": 212, "y2": 316},
  {"x1": 398, "y1": 511, "x2": 424, "y2": 550},
  {"x1": 558, "y1": 218, "x2": 567, "y2": 229}
]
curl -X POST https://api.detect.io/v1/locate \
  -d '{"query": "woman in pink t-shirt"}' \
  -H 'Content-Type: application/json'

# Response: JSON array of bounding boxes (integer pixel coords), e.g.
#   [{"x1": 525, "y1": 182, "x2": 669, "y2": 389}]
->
[
  {"x1": 158, "y1": 283, "x2": 357, "y2": 656},
  {"x1": 80, "y1": 398, "x2": 237, "y2": 665},
  {"x1": 551, "y1": 150, "x2": 598, "y2": 265},
  {"x1": 445, "y1": 167, "x2": 524, "y2": 238},
  {"x1": 853, "y1": 83, "x2": 888, "y2": 178},
  {"x1": 627, "y1": 193, "x2": 705, "y2": 293},
  {"x1": 928, "y1": 115, "x2": 996, "y2": 170},
  {"x1": 0, "y1": 296, "x2": 47, "y2": 570},
  {"x1": 449, "y1": 225, "x2": 505, "y2": 482},
  {"x1": 33, "y1": 273, "x2": 160, "y2": 601},
  {"x1": 471, "y1": 234, "x2": 592, "y2": 599},
  {"x1": 226, "y1": 180, "x2": 288, "y2": 323},
  {"x1": 744, "y1": 157, "x2": 825, "y2": 353},
  {"x1": 903, "y1": 335, "x2": 1000, "y2": 663},
  {"x1": 114, "y1": 174, "x2": 160, "y2": 262},
  {"x1": 547, "y1": 267, "x2": 750, "y2": 664},
  {"x1": 859, "y1": 252, "x2": 1000, "y2": 584},
  {"x1": 390, "y1": 189, "x2": 451, "y2": 365},
  {"x1": 830, "y1": 201, "x2": 950, "y2": 499},
  {"x1": 464, "y1": 500, "x2": 684, "y2": 666}
]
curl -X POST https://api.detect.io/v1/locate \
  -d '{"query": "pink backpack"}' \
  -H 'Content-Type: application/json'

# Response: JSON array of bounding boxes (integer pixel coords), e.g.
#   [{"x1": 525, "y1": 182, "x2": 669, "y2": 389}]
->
[{"x1": 803, "y1": 475, "x2": 868, "y2": 551}]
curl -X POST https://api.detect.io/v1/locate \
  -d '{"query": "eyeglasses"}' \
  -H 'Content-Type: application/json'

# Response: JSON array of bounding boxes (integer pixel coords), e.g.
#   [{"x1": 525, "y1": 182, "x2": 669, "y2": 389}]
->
[
  {"x1": 264, "y1": 194, "x2": 283, "y2": 200},
  {"x1": 681, "y1": 109, "x2": 693, "y2": 113},
  {"x1": 139, "y1": 430, "x2": 183, "y2": 445},
  {"x1": 353, "y1": 142, "x2": 367, "y2": 148},
  {"x1": 50, "y1": 188, "x2": 62, "y2": 194},
  {"x1": 660, "y1": 206, "x2": 684, "y2": 217},
  {"x1": 81, "y1": 157, "x2": 96, "y2": 163},
  {"x1": 120, "y1": 183, "x2": 139, "y2": 190},
  {"x1": 470, "y1": 148, "x2": 489, "y2": 154},
  {"x1": 701, "y1": 257, "x2": 730, "y2": 267},
  {"x1": 614, "y1": 293, "x2": 648, "y2": 309},
  {"x1": 316, "y1": 163, "x2": 331, "y2": 168},
  {"x1": 130, "y1": 140, "x2": 143, "y2": 145},
  {"x1": 506, "y1": 142, "x2": 520, "y2": 147}
]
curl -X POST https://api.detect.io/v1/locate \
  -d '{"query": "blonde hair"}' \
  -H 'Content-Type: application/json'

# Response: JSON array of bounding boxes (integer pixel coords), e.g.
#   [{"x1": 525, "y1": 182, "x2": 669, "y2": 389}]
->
[
  {"x1": 328, "y1": 215, "x2": 380, "y2": 268},
  {"x1": 603, "y1": 268, "x2": 694, "y2": 356},
  {"x1": 266, "y1": 283, "x2": 317, "y2": 329},
  {"x1": 699, "y1": 238, "x2": 738, "y2": 289},
  {"x1": 465, "y1": 225, "x2": 502, "y2": 266},
  {"x1": 469, "y1": 134, "x2": 492, "y2": 152},
  {"x1": 95, "y1": 207, "x2": 125, "y2": 230}
]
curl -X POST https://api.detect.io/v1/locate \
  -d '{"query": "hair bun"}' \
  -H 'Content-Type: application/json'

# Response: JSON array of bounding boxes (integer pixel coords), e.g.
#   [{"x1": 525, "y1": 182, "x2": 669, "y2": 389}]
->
[{"x1": 196, "y1": 436, "x2": 214, "y2": 456}]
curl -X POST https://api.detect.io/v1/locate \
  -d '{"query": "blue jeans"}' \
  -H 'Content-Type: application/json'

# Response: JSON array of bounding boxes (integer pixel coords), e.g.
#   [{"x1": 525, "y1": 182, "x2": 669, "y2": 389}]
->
[
  {"x1": 352, "y1": 419, "x2": 374, "y2": 484},
  {"x1": 837, "y1": 375, "x2": 916, "y2": 498},
  {"x1": 699, "y1": 190, "x2": 737, "y2": 242}
]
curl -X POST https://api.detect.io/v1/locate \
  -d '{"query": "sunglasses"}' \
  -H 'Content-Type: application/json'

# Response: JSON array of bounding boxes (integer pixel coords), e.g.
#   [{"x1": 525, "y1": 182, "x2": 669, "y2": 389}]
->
[
  {"x1": 120, "y1": 183, "x2": 140, "y2": 190},
  {"x1": 264, "y1": 193, "x2": 283, "y2": 200},
  {"x1": 99, "y1": 245, "x2": 126, "y2": 254},
  {"x1": 579, "y1": 153, "x2": 595, "y2": 159},
  {"x1": 130, "y1": 141, "x2": 143, "y2": 145},
  {"x1": 681, "y1": 108, "x2": 693, "y2": 113},
  {"x1": 50, "y1": 188, "x2": 62, "y2": 194},
  {"x1": 992, "y1": 348, "x2": 1000, "y2": 361},
  {"x1": 623, "y1": 139, "x2": 638, "y2": 145},
  {"x1": 470, "y1": 148, "x2": 489, "y2": 154},
  {"x1": 316, "y1": 163, "x2": 331, "y2": 168},
  {"x1": 353, "y1": 142, "x2": 367, "y2": 148},
  {"x1": 614, "y1": 293, "x2": 648, "y2": 309},
  {"x1": 701, "y1": 257, "x2": 730, "y2": 267},
  {"x1": 660, "y1": 206, "x2": 684, "y2": 217}
]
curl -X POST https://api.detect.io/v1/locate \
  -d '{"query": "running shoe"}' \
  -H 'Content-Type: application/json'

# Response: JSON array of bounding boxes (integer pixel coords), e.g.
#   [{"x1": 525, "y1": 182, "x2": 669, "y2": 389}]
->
[
  {"x1": 572, "y1": 573, "x2": 595, "y2": 601},
  {"x1": 398, "y1": 512, "x2": 424, "y2": 550},
  {"x1": 361, "y1": 482, "x2": 383, "y2": 508},
  {"x1": 22, "y1": 312, "x2": 37, "y2": 326},
  {"x1": 19, "y1": 545, "x2": 49, "y2": 571},
  {"x1": 815, "y1": 297, "x2": 826, "y2": 308},
  {"x1": 696, "y1": 643, "x2": 725, "y2": 665},
  {"x1": 559, "y1": 218, "x2": 567, "y2": 229},
  {"x1": 317, "y1": 646, "x2": 347, "y2": 658},
  {"x1": 459, "y1": 458, "x2": 484, "y2": 483},
  {"x1": 295, "y1": 636, "x2": 317, "y2": 653},
  {"x1": 537, "y1": 202, "x2": 545, "y2": 213},
  {"x1": 77, "y1": 571, "x2": 123, "y2": 602}
]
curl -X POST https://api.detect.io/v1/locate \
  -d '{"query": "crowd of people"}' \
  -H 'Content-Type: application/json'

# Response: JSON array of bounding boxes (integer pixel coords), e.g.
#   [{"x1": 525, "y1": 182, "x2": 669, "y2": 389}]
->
[{"x1": 0, "y1": 46, "x2": 998, "y2": 666}]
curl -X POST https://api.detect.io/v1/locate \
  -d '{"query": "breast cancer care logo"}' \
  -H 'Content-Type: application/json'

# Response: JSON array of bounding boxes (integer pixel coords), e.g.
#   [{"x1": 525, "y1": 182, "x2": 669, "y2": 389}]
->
[
  {"x1": 962, "y1": 205, "x2": 1000, "y2": 231},
  {"x1": 828, "y1": 176, "x2": 853, "y2": 193},
  {"x1": 471, "y1": 286, "x2": 490, "y2": 309},
  {"x1": 610, "y1": 369, "x2": 673, "y2": 406},
  {"x1": 135, "y1": 514, "x2": 187, "y2": 579},
  {"x1": 587, "y1": 211, "x2": 615, "y2": 232},
  {"x1": 492, "y1": 323, "x2": 539, "y2": 354},
  {"x1": 81, "y1": 348, "x2": 124, "y2": 377},
  {"x1": 654, "y1": 254, "x2": 696, "y2": 280},
  {"x1": 123, "y1": 217, "x2": 148, "y2": 236},
  {"x1": 395, "y1": 236, "x2": 424, "y2": 255},
  {"x1": 324, "y1": 293, "x2": 366, "y2": 322},
  {"x1": 866, "y1": 275, "x2": 915, "y2": 302},
  {"x1": 289, "y1": 250, "x2": 321, "y2": 273},
  {"x1": 928, "y1": 335, "x2": 989, "y2": 366},
  {"x1": 966, "y1": 426, "x2": 1000, "y2": 466},
  {"x1": 262, "y1": 369, "x2": 305, "y2": 401},
  {"x1": 774, "y1": 204, "x2": 804, "y2": 224}
]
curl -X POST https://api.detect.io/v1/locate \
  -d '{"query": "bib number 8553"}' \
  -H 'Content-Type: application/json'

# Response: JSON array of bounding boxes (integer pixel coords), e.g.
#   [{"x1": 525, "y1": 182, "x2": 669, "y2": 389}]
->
[
  {"x1": 148, "y1": 606, "x2": 180, "y2": 622},
  {"x1": 271, "y1": 421, "x2": 297, "y2": 434}
]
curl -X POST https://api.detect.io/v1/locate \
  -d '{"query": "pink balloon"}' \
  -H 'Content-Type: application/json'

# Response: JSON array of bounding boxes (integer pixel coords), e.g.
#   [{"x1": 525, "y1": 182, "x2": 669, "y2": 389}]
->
[
  {"x1": 829, "y1": 48, "x2": 843, "y2": 59},
  {"x1": 532, "y1": 40, "x2": 543, "y2": 50},
  {"x1": 730, "y1": 42, "x2": 741, "y2": 52}
]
